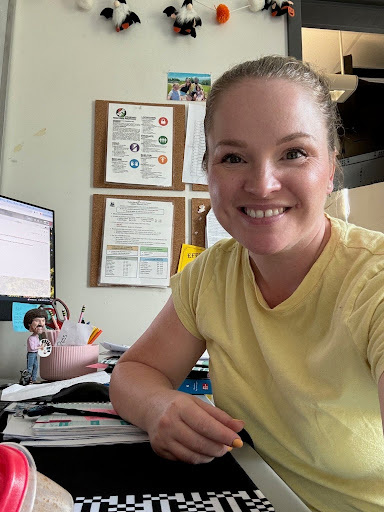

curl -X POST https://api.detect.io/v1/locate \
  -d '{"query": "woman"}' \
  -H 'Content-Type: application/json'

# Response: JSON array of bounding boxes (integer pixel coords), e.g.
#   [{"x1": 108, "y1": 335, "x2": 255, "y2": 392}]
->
[
  {"x1": 180, "y1": 77, "x2": 192, "y2": 99},
  {"x1": 110, "y1": 56, "x2": 384, "y2": 512}
]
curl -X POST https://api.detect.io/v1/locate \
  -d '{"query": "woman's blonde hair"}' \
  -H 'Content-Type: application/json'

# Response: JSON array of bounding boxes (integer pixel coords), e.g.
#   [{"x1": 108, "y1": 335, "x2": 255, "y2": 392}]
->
[{"x1": 203, "y1": 55, "x2": 343, "y2": 187}]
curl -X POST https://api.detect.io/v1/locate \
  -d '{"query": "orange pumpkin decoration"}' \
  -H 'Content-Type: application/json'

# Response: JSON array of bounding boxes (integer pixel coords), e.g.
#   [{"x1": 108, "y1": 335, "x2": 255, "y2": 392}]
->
[{"x1": 216, "y1": 4, "x2": 230, "y2": 23}]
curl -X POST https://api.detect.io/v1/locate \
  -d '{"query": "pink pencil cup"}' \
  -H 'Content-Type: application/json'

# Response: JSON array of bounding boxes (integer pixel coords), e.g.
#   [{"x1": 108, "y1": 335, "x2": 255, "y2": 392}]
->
[
  {"x1": 39, "y1": 344, "x2": 99, "y2": 381},
  {"x1": 44, "y1": 330, "x2": 59, "y2": 346}
]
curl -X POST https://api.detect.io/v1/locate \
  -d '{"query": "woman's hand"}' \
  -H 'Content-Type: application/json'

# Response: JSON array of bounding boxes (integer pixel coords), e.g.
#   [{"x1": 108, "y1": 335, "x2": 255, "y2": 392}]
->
[{"x1": 145, "y1": 389, "x2": 244, "y2": 464}]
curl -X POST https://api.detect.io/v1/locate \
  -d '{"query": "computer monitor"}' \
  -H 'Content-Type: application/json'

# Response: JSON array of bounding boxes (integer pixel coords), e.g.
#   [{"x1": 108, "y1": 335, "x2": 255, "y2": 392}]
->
[{"x1": 0, "y1": 195, "x2": 55, "y2": 321}]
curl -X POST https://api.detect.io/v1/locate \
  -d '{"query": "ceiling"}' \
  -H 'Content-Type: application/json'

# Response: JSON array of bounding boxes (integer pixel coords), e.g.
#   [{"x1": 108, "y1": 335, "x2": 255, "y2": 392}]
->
[{"x1": 302, "y1": 28, "x2": 384, "y2": 73}]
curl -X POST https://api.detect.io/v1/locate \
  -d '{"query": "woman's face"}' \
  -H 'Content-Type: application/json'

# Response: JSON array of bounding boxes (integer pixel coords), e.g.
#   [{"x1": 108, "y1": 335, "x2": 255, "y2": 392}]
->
[{"x1": 206, "y1": 78, "x2": 335, "y2": 258}]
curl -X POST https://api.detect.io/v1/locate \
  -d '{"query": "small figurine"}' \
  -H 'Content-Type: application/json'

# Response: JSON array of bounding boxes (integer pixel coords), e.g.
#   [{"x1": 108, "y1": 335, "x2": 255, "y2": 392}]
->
[
  {"x1": 76, "y1": 0, "x2": 94, "y2": 10},
  {"x1": 19, "y1": 369, "x2": 32, "y2": 386},
  {"x1": 163, "y1": 0, "x2": 202, "y2": 38},
  {"x1": 24, "y1": 308, "x2": 48, "y2": 384},
  {"x1": 248, "y1": 0, "x2": 269, "y2": 12},
  {"x1": 100, "y1": 0, "x2": 141, "y2": 32},
  {"x1": 270, "y1": 0, "x2": 295, "y2": 17}
]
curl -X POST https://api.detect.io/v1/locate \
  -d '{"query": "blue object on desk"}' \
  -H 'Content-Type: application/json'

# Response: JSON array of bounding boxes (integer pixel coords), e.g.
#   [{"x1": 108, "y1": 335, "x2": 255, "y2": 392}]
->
[{"x1": 178, "y1": 378, "x2": 212, "y2": 394}]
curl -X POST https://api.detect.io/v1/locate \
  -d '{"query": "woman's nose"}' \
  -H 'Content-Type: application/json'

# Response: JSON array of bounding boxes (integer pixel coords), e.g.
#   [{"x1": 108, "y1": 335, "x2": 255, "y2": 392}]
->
[{"x1": 243, "y1": 164, "x2": 282, "y2": 197}]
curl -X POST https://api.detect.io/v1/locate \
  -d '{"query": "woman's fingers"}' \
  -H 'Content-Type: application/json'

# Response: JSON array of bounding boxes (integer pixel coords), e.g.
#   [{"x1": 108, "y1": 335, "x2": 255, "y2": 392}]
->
[
  {"x1": 180, "y1": 397, "x2": 245, "y2": 445},
  {"x1": 192, "y1": 397, "x2": 245, "y2": 433},
  {"x1": 153, "y1": 424, "x2": 231, "y2": 464},
  {"x1": 149, "y1": 394, "x2": 244, "y2": 462}
]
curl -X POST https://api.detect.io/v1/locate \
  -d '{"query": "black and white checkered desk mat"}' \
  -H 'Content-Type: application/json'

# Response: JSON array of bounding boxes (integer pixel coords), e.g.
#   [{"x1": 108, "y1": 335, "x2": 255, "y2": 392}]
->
[{"x1": 73, "y1": 489, "x2": 274, "y2": 512}]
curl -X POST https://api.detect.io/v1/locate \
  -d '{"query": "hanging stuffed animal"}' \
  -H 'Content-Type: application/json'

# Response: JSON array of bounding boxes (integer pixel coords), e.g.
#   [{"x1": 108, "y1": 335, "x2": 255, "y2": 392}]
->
[
  {"x1": 163, "y1": 0, "x2": 202, "y2": 38},
  {"x1": 100, "y1": 0, "x2": 141, "y2": 32},
  {"x1": 77, "y1": 0, "x2": 94, "y2": 10},
  {"x1": 248, "y1": 0, "x2": 268, "y2": 12},
  {"x1": 270, "y1": 0, "x2": 295, "y2": 17}
]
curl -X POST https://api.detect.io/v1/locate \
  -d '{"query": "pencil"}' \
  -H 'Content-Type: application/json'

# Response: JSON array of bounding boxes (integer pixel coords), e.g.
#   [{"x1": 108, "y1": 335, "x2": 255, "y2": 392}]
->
[
  {"x1": 88, "y1": 330, "x2": 103, "y2": 344},
  {"x1": 88, "y1": 328, "x2": 101, "y2": 343},
  {"x1": 87, "y1": 327, "x2": 98, "y2": 343},
  {"x1": 78, "y1": 305, "x2": 85, "y2": 323},
  {"x1": 51, "y1": 314, "x2": 60, "y2": 330}
]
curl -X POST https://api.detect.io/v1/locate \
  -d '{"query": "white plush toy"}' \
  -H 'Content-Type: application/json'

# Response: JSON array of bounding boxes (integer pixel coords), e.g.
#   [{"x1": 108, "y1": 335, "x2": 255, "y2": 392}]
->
[
  {"x1": 77, "y1": 0, "x2": 94, "y2": 10},
  {"x1": 248, "y1": 0, "x2": 267, "y2": 12}
]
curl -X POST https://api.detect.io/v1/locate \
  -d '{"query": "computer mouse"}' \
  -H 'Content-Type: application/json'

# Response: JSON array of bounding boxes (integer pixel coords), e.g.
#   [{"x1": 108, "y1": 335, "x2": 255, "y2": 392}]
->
[{"x1": 52, "y1": 382, "x2": 110, "y2": 403}]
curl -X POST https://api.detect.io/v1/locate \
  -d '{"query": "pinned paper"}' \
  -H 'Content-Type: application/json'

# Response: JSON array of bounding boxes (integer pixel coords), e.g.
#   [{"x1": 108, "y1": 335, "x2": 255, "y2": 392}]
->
[
  {"x1": 177, "y1": 244, "x2": 205, "y2": 272},
  {"x1": 55, "y1": 320, "x2": 94, "y2": 346},
  {"x1": 12, "y1": 302, "x2": 42, "y2": 332},
  {"x1": 206, "y1": 209, "x2": 231, "y2": 248}
]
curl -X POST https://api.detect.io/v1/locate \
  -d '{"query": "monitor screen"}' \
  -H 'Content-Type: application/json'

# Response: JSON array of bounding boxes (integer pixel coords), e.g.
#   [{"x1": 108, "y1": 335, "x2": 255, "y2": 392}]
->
[{"x1": 0, "y1": 195, "x2": 55, "y2": 320}]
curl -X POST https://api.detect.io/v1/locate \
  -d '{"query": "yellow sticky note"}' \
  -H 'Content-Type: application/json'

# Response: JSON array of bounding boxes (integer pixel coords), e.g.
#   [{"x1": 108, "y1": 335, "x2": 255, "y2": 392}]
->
[{"x1": 177, "y1": 244, "x2": 205, "y2": 273}]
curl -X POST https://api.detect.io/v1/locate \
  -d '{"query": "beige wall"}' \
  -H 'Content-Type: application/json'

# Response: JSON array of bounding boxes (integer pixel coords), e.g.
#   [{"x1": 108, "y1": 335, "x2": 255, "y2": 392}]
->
[{"x1": 0, "y1": 0, "x2": 287, "y2": 380}]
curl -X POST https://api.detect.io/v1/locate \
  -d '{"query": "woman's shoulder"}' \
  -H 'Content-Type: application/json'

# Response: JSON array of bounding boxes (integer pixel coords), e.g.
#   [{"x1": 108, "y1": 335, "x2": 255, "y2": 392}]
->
[
  {"x1": 189, "y1": 238, "x2": 240, "y2": 272},
  {"x1": 173, "y1": 238, "x2": 240, "y2": 283},
  {"x1": 330, "y1": 215, "x2": 384, "y2": 256},
  {"x1": 171, "y1": 238, "x2": 243, "y2": 306}
]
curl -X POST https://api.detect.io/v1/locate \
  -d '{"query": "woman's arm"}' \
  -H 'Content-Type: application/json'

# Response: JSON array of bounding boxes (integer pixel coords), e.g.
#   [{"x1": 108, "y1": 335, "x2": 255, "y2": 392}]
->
[{"x1": 109, "y1": 297, "x2": 244, "y2": 463}]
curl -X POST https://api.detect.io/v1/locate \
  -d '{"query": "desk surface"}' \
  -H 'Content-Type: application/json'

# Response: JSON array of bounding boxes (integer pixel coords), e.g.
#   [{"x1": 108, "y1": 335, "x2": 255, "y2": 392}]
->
[
  {"x1": 24, "y1": 442, "x2": 311, "y2": 512},
  {"x1": 0, "y1": 392, "x2": 310, "y2": 512}
]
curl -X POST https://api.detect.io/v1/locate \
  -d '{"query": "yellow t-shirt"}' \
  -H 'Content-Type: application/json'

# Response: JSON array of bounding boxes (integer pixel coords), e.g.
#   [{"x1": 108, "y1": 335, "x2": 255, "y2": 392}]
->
[{"x1": 171, "y1": 215, "x2": 384, "y2": 512}]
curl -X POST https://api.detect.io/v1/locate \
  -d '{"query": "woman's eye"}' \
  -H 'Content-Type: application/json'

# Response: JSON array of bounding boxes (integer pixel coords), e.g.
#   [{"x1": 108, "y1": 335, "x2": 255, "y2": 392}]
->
[
  {"x1": 286, "y1": 149, "x2": 306, "y2": 160},
  {"x1": 222, "y1": 154, "x2": 243, "y2": 164}
]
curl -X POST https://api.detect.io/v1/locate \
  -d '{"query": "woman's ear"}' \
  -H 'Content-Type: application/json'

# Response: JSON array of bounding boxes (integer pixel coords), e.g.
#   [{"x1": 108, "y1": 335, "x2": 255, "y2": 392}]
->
[
  {"x1": 327, "y1": 150, "x2": 337, "y2": 193},
  {"x1": 202, "y1": 151, "x2": 208, "y2": 172}
]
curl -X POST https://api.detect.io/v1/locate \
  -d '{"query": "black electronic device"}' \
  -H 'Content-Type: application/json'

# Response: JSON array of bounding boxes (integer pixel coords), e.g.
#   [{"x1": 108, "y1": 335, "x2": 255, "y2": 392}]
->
[
  {"x1": 52, "y1": 382, "x2": 110, "y2": 403},
  {"x1": 0, "y1": 195, "x2": 55, "y2": 321}
]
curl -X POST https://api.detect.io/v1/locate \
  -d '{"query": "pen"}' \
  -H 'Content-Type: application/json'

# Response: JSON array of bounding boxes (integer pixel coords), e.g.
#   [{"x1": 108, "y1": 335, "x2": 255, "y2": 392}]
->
[
  {"x1": 51, "y1": 314, "x2": 60, "y2": 331},
  {"x1": 78, "y1": 305, "x2": 85, "y2": 323}
]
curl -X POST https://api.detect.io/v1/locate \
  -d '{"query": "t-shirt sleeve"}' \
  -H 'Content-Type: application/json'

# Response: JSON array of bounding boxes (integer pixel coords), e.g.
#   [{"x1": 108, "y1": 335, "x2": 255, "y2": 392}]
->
[
  {"x1": 170, "y1": 247, "x2": 214, "y2": 341},
  {"x1": 348, "y1": 268, "x2": 384, "y2": 383},
  {"x1": 367, "y1": 301, "x2": 384, "y2": 384}
]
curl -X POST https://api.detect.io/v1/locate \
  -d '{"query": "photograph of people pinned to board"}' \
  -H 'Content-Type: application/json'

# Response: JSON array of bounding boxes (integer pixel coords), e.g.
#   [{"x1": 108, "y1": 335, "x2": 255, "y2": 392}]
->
[
  {"x1": 99, "y1": 198, "x2": 174, "y2": 287},
  {"x1": 167, "y1": 72, "x2": 211, "y2": 101},
  {"x1": 105, "y1": 103, "x2": 173, "y2": 187}
]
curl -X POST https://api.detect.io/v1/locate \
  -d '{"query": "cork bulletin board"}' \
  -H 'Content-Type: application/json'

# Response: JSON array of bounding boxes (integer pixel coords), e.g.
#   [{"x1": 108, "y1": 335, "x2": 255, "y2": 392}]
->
[
  {"x1": 90, "y1": 194, "x2": 185, "y2": 287},
  {"x1": 192, "y1": 183, "x2": 209, "y2": 192},
  {"x1": 93, "y1": 100, "x2": 186, "y2": 191},
  {"x1": 191, "y1": 198, "x2": 211, "y2": 248}
]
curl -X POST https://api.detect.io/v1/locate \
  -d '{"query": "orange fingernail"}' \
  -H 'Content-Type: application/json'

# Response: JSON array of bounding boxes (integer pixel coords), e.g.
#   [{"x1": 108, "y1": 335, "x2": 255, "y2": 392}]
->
[
  {"x1": 227, "y1": 446, "x2": 233, "y2": 452},
  {"x1": 232, "y1": 438, "x2": 243, "y2": 448}
]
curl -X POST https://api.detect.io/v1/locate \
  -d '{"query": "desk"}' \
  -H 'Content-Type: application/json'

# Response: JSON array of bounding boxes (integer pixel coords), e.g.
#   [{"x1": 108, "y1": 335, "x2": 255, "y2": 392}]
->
[
  {"x1": 0, "y1": 395, "x2": 311, "y2": 512},
  {"x1": 23, "y1": 442, "x2": 311, "y2": 512}
]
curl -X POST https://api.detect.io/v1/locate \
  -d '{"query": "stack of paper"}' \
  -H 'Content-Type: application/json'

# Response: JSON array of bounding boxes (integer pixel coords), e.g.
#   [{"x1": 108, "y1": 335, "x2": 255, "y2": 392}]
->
[
  {"x1": 3, "y1": 402, "x2": 149, "y2": 447},
  {"x1": 1, "y1": 371, "x2": 111, "y2": 402}
]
